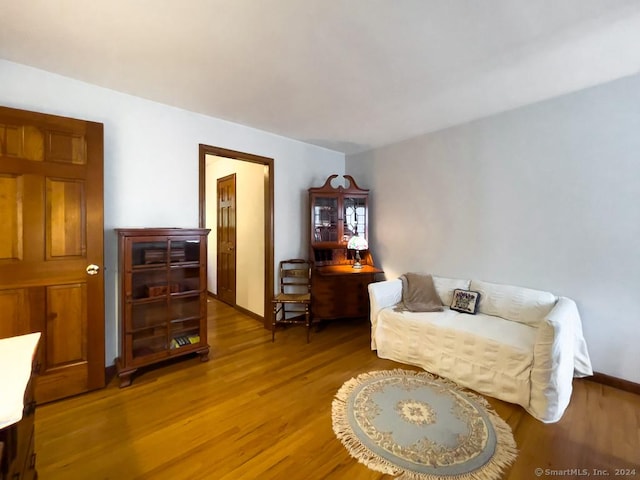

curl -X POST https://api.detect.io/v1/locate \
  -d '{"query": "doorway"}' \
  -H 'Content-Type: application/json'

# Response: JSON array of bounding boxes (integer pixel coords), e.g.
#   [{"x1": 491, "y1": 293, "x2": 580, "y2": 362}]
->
[{"x1": 199, "y1": 145, "x2": 274, "y2": 329}]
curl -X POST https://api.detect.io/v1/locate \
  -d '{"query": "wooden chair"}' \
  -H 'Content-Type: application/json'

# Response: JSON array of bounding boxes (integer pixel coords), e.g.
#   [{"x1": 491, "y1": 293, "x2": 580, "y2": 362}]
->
[{"x1": 272, "y1": 259, "x2": 312, "y2": 342}]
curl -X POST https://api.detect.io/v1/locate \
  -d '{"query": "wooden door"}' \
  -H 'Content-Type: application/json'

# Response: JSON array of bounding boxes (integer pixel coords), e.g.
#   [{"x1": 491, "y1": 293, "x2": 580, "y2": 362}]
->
[
  {"x1": 217, "y1": 174, "x2": 236, "y2": 306},
  {"x1": 0, "y1": 106, "x2": 105, "y2": 403}
]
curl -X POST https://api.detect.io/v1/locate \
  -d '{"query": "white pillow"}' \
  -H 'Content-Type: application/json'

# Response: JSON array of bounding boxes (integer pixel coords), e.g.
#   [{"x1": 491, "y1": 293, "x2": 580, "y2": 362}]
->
[
  {"x1": 470, "y1": 279, "x2": 557, "y2": 326},
  {"x1": 432, "y1": 275, "x2": 471, "y2": 306}
]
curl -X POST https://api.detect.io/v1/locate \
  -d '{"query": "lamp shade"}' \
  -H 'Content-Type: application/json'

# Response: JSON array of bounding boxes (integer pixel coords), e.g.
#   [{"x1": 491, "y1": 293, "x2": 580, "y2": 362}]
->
[{"x1": 347, "y1": 235, "x2": 368, "y2": 251}]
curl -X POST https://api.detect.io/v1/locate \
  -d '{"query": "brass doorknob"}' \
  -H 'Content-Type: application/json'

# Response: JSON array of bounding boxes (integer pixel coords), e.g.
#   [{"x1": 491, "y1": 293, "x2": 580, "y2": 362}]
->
[{"x1": 86, "y1": 264, "x2": 100, "y2": 275}]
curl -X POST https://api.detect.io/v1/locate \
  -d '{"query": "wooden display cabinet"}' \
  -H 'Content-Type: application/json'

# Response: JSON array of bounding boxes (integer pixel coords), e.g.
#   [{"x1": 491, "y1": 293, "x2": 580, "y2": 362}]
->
[
  {"x1": 308, "y1": 175, "x2": 383, "y2": 322},
  {"x1": 115, "y1": 228, "x2": 211, "y2": 387}
]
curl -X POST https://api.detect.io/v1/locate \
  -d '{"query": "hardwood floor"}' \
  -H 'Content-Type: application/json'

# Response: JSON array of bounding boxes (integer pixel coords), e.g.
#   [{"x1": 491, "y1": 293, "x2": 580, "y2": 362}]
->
[{"x1": 35, "y1": 299, "x2": 640, "y2": 479}]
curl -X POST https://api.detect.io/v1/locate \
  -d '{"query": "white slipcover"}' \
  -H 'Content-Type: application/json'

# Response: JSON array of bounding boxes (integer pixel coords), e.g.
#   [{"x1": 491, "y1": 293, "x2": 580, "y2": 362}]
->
[
  {"x1": 368, "y1": 277, "x2": 593, "y2": 423},
  {"x1": 0, "y1": 332, "x2": 41, "y2": 429}
]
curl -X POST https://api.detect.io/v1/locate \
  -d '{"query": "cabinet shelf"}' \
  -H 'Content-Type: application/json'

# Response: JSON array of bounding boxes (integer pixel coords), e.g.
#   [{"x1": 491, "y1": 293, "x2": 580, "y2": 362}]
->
[
  {"x1": 132, "y1": 329, "x2": 167, "y2": 342},
  {"x1": 170, "y1": 316, "x2": 200, "y2": 324},
  {"x1": 129, "y1": 289, "x2": 201, "y2": 303},
  {"x1": 169, "y1": 262, "x2": 200, "y2": 269},
  {"x1": 130, "y1": 296, "x2": 167, "y2": 305},
  {"x1": 127, "y1": 324, "x2": 167, "y2": 334},
  {"x1": 131, "y1": 264, "x2": 167, "y2": 272},
  {"x1": 170, "y1": 342, "x2": 199, "y2": 351},
  {"x1": 132, "y1": 346, "x2": 166, "y2": 358},
  {"x1": 170, "y1": 290, "x2": 201, "y2": 298},
  {"x1": 130, "y1": 261, "x2": 200, "y2": 273},
  {"x1": 115, "y1": 228, "x2": 211, "y2": 387},
  {"x1": 130, "y1": 292, "x2": 201, "y2": 303}
]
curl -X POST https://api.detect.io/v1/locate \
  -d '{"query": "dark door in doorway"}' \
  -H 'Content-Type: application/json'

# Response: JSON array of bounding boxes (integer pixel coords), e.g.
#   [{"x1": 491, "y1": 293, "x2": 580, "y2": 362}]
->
[{"x1": 217, "y1": 174, "x2": 236, "y2": 305}]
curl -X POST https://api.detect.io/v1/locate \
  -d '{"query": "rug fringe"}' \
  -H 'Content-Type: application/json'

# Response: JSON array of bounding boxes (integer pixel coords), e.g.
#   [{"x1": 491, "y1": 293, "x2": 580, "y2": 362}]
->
[
  {"x1": 332, "y1": 369, "x2": 518, "y2": 480},
  {"x1": 332, "y1": 373, "x2": 402, "y2": 476}
]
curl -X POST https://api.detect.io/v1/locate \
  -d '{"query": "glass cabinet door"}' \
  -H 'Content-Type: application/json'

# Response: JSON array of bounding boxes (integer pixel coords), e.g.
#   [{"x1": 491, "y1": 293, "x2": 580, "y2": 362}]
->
[
  {"x1": 169, "y1": 295, "x2": 202, "y2": 349},
  {"x1": 168, "y1": 238, "x2": 202, "y2": 349},
  {"x1": 131, "y1": 326, "x2": 168, "y2": 359},
  {"x1": 170, "y1": 238, "x2": 201, "y2": 264},
  {"x1": 125, "y1": 236, "x2": 204, "y2": 362},
  {"x1": 312, "y1": 195, "x2": 339, "y2": 243},
  {"x1": 131, "y1": 240, "x2": 168, "y2": 267},
  {"x1": 308, "y1": 175, "x2": 372, "y2": 267},
  {"x1": 169, "y1": 266, "x2": 200, "y2": 294},
  {"x1": 343, "y1": 196, "x2": 367, "y2": 243}
]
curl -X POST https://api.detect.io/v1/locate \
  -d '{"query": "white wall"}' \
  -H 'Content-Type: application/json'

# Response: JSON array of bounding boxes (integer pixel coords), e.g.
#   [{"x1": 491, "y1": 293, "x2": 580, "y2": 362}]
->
[
  {"x1": 205, "y1": 155, "x2": 265, "y2": 316},
  {"x1": 348, "y1": 73, "x2": 640, "y2": 384},
  {"x1": 0, "y1": 59, "x2": 344, "y2": 365}
]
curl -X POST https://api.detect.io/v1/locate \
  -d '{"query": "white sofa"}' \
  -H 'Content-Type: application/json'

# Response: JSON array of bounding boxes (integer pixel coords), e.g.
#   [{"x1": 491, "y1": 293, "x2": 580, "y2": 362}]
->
[{"x1": 368, "y1": 275, "x2": 593, "y2": 423}]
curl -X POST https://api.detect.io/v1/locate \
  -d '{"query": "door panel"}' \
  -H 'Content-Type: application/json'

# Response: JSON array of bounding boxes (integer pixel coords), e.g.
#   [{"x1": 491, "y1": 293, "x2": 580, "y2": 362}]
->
[
  {"x1": 0, "y1": 174, "x2": 23, "y2": 260},
  {"x1": 0, "y1": 289, "x2": 28, "y2": 337},
  {"x1": 46, "y1": 284, "x2": 87, "y2": 367},
  {"x1": 0, "y1": 106, "x2": 104, "y2": 403},
  {"x1": 48, "y1": 130, "x2": 86, "y2": 164},
  {"x1": 46, "y1": 177, "x2": 85, "y2": 258},
  {"x1": 0, "y1": 123, "x2": 45, "y2": 160}
]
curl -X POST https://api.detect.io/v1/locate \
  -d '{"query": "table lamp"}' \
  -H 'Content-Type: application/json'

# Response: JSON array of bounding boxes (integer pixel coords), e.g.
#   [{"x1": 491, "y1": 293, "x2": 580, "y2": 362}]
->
[{"x1": 347, "y1": 235, "x2": 368, "y2": 269}]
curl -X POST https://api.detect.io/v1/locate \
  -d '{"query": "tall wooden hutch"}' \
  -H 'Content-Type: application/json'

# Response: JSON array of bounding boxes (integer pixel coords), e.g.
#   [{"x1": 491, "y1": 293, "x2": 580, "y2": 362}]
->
[
  {"x1": 115, "y1": 228, "x2": 210, "y2": 387},
  {"x1": 308, "y1": 175, "x2": 383, "y2": 322}
]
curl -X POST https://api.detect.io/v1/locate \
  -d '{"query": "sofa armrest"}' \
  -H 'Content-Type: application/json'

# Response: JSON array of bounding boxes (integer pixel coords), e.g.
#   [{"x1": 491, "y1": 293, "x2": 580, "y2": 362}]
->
[
  {"x1": 368, "y1": 279, "x2": 402, "y2": 350},
  {"x1": 530, "y1": 296, "x2": 592, "y2": 422}
]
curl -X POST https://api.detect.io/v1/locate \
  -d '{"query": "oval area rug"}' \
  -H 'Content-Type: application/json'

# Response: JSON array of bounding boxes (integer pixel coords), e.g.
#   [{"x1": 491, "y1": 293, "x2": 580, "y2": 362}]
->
[{"x1": 332, "y1": 369, "x2": 517, "y2": 480}]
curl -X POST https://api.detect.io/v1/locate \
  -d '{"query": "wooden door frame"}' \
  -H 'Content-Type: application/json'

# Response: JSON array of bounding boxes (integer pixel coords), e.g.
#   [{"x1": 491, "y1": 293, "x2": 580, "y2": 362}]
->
[{"x1": 199, "y1": 144, "x2": 274, "y2": 330}]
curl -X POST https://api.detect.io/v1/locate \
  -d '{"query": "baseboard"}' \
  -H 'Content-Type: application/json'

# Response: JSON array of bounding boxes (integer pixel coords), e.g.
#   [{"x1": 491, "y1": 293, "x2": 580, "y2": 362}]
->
[
  {"x1": 234, "y1": 304, "x2": 264, "y2": 323},
  {"x1": 590, "y1": 371, "x2": 640, "y2": 395}
]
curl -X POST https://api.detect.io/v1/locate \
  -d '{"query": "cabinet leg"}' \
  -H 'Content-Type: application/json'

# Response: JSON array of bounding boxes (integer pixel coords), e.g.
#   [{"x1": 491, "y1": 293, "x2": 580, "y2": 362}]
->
[
  {"x1": 115, "y1": 357, "x2": 135, "y2": 388},
  {"x1": 197, "y1": 347, "x2": 210, "y2": 362},
  {"x1": 118, "y1": 370, "x2": 135, "y2": 388}
]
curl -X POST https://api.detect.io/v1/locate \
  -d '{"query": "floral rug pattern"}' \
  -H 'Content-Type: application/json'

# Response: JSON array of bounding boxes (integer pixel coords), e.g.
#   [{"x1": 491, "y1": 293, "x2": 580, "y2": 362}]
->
[{"x1": 332, "y1": 369, "x2": 518, "y2": 480}]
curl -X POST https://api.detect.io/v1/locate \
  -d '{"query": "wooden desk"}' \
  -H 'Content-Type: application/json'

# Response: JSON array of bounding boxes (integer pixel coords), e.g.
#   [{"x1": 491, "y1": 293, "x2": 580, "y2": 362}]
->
[{"x1": 311, "y1": 264, "x2": 384, "y2": 322}]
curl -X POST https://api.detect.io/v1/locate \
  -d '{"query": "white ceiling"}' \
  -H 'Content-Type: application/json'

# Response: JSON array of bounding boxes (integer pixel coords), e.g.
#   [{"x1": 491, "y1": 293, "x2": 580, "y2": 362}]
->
[{"x1": 2, "y1": 1, "x2": 640, "y2": 154}]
